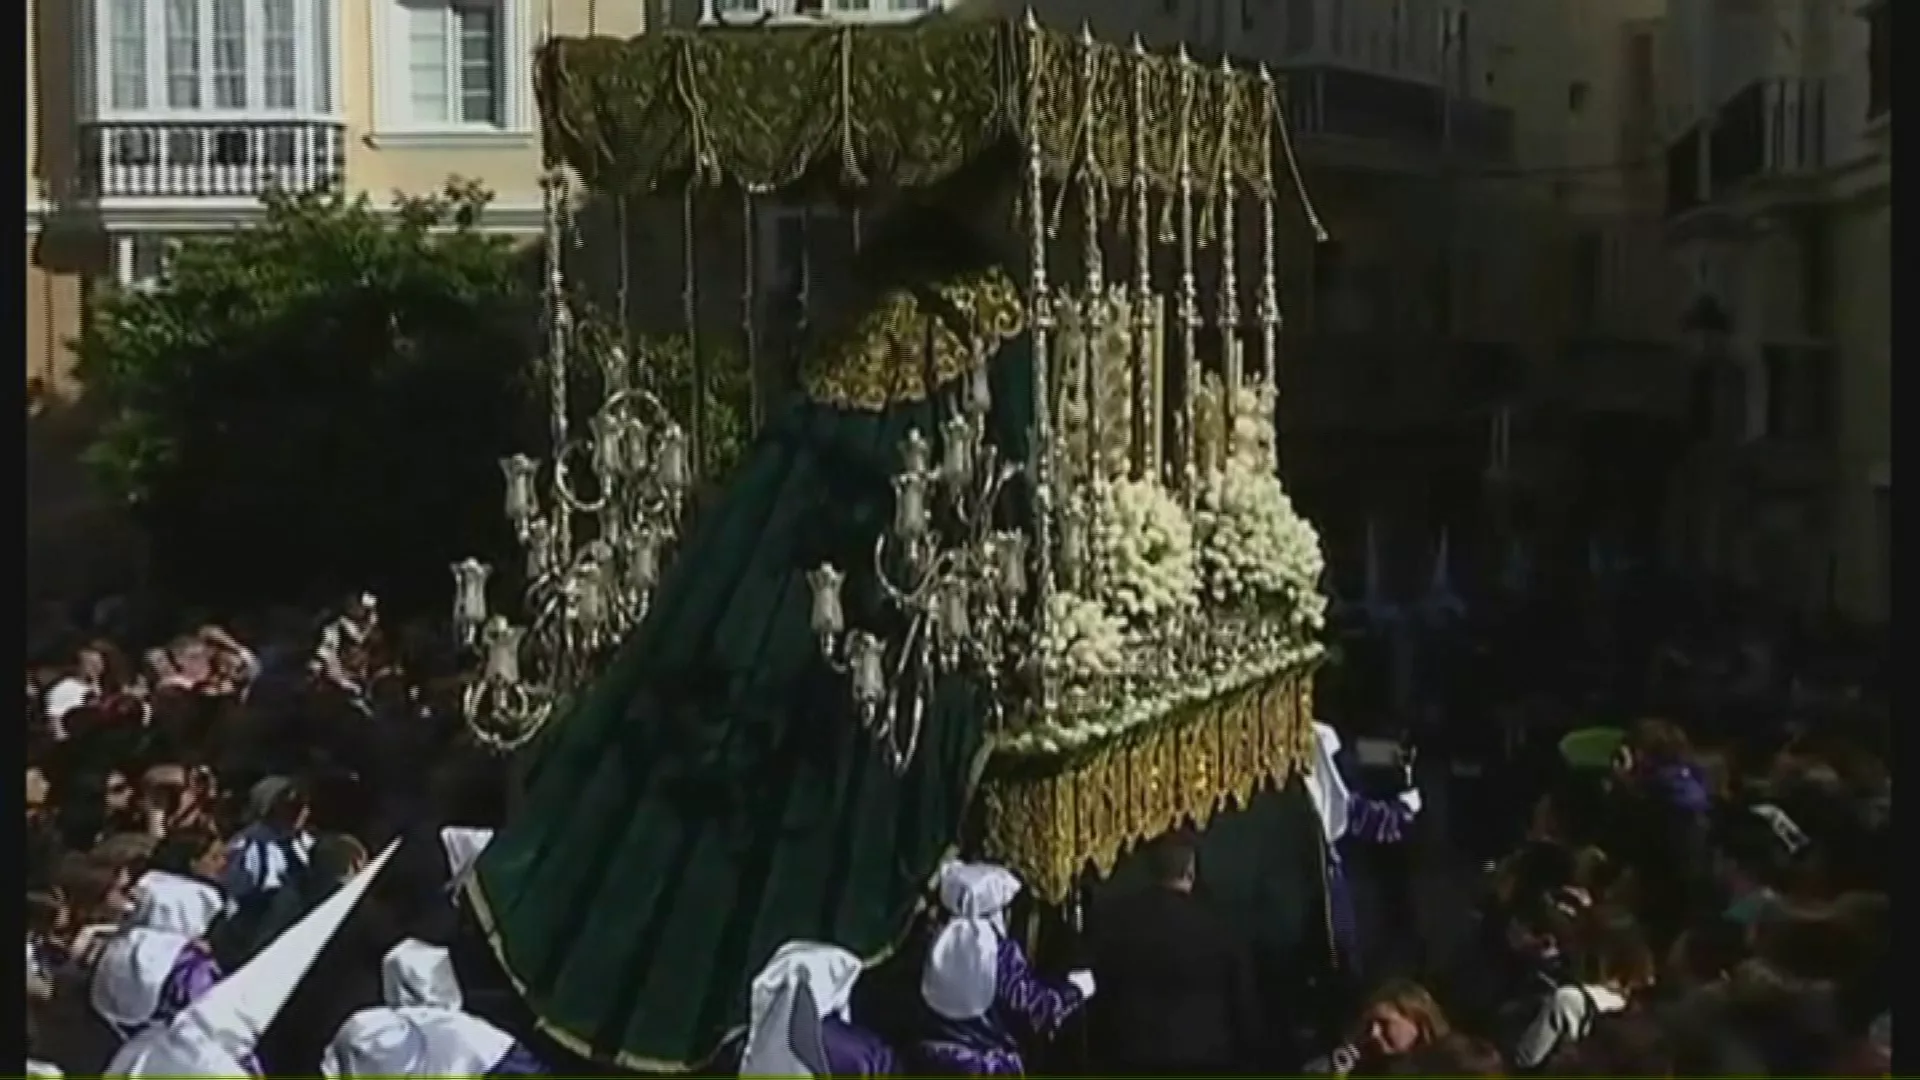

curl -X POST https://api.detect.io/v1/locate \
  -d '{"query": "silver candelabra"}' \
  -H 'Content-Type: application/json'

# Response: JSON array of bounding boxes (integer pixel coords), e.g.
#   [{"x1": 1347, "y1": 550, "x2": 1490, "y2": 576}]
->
[
  {"x1": 449, "y1": 168, "x2": 692, "y2": 751},
  {"x1": 804, "y1": 364, "x2": 1034, "y2": 773}
]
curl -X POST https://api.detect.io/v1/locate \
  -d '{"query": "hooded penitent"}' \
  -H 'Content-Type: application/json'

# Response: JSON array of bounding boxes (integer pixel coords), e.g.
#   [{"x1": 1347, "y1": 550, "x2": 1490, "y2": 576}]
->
[
  {"x1": 319, "y1": 940, "x2": 523, "y2": 1077},
  {"x1": 921, "y1": 863, "x2": 1023, "y2": 1022},
  {"x1": 101, "y1": 839, "x2": 399, "y2": 1077},
  {"x1": 741, "y1": 942, "x2": 865, "y2": 1078},
  {"x1": 92, "y1": 872, "x2": 231, "y2": 1034}
]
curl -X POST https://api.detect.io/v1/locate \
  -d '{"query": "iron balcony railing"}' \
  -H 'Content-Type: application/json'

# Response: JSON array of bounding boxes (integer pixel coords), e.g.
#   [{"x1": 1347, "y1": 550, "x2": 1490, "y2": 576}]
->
[{"x1": 76, "y1": 119, "x2": 346, "y2": 201}]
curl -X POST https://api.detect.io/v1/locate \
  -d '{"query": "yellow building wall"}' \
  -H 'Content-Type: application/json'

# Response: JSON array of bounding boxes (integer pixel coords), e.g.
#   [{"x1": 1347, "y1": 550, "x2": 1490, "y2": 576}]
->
[{"x1": 337, "y1": 0, "x2": 646, "y2": 218}]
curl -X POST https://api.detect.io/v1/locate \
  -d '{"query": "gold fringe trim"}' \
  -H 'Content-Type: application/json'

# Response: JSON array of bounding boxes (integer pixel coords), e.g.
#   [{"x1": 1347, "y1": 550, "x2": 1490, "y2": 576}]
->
[{"x1": 979, "y1": 669, "x2": 1316, "y2": 904}]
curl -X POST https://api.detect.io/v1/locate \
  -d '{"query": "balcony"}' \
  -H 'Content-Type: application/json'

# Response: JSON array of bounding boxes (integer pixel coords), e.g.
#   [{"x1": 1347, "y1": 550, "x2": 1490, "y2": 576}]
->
[
  {"x1": 1709, "y1": 78, "x2": 1826, "y2": 196},
  {"x1": 1284, "y1": 66, "x2": 1516, "y2": 167},
  {"x1": 1664, "y1": 78, "x2": 1824, "y2": 220},
  {"x1": 74, "y1": 120, "x2": 345, "y2": 203}
]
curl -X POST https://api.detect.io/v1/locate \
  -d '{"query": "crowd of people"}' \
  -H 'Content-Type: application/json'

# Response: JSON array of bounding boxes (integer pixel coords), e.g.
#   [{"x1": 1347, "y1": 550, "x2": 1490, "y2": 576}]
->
[
  {"x1": 20, "y1": 574, "x2": 1892, "y2": 1077},
  {"x1": 23, "y1": 592, "x2": 530, "y2": 1076}
]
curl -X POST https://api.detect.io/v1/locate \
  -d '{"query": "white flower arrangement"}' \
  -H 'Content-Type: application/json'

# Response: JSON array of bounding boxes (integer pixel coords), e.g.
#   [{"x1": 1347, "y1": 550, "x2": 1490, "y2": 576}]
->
[
  {"x1": 1037, "y1": 590, "x2": 1126, "y2": 683},
  {"x1": 1089, "y1": 478, "x2": 1201, "y2": 629},
  {"x1": 1194, "y1": 464, "x2": 1329, "y2": 633}
]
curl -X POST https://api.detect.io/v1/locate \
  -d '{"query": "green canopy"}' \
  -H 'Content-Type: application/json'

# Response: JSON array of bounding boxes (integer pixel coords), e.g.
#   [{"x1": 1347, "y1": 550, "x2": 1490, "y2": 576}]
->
[{"x1": 534, "y1": 18, "x2": 1286, "y2": 198}]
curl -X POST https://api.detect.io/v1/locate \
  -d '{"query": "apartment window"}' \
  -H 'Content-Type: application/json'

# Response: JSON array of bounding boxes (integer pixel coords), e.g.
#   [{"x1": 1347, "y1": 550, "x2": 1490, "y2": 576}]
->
[
  {"x1": 403, "y1": 0, "x2": 500, "y2": 126},
  {"x1": 1866, "y1": 2, "x2": 1888, "y2": 120},
  {"x1": 376, "y1": 0, "x2": 528, "y2": 133},
  {"x1": 95, "y1": 0, "x2": 334, "y2": 116}
]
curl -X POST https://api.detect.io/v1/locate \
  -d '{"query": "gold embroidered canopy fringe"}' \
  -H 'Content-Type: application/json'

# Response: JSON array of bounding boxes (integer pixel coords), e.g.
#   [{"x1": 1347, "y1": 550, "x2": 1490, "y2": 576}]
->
[
  {"x1": 533, "y1": 18, "x2": 1289, "y2": 200},
  {"x1": 980, "y1": 668, "x2": 1316, "y2": 903}
]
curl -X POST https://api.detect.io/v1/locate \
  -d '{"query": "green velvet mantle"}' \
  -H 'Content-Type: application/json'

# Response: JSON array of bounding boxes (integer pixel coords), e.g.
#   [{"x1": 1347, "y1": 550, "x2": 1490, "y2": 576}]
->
[{"x1": 468, "y1": 285, "x2": 1033, "y2": 1071}]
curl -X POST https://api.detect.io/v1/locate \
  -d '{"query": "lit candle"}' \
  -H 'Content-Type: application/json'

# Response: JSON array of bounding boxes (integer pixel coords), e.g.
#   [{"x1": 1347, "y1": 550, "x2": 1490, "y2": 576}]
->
[
  {"x1": 629, "y1": 527, "x2": 662, "y2": 590},
  {"x1": 656, "y1": 424, "x2": 690, "y2": 491},
  {"x1": 450, "y1": 558, "x2": 491, "y2": 639},
  {"x1": 941, "y1": 414, "x2": 974, "y2": 486},
  {"x1": 893, "y1": 474, "x2": 928, "y2": 541},
  {"x1": 966, "y1": 363, "x2": 993, "y2": 417},
  {"x1": 1059, "y1": 499, "x2": 1087, "y2": 590},
  {"x1": 848, "y1": 631, "x2": 887, "y2": 703},
  {"x1": 591, "y1": 411, "x2": 626, "y2": 479},
  {"x1": 524, "y1": 519, "x2": 554, "y2": 581},
  {"x1": 899, "y1": 429, "x2": 931, "y2": 476},
  {"x1": 940, "y1": 577, "x2": 972, "y2": 641},
  {"x1": 806, "y1": 563, "x2": 846, "y2": 636},
  {"x1": 500, "y1": 455, "x2": 540, "y2": 525},
  {"x1": 994, "y1": 531, "x2": 1028, "y2": 600},
  {"x1": 481, "y1": 617, "x2": 524, "y2": 685}
]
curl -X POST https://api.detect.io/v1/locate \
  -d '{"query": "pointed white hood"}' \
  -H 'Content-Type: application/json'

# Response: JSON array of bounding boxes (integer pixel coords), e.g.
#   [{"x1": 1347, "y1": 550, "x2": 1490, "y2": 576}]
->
[
  {"x1": 439, "y1": 827, "x2": 494, "y2": 891},
  {"x1": 741, "y1": 941, "x2": 863, "y2": 1079},
  {"x1": 1305, "y1": 721, "x2": 1353, "y2": 845},
  {"x1": 102, "y1": 839, "x2": 401, "y2": 1077}
]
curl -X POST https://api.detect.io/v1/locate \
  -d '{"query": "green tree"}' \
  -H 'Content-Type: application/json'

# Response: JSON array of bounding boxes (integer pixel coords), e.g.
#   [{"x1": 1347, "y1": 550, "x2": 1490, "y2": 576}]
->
[{"x1": 76, "y1": 181, "x2": 539, "y2": 611}]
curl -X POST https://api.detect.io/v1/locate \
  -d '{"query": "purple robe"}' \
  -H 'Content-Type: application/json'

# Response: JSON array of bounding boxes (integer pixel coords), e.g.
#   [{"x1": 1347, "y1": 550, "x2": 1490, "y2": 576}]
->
[
  {"x1": 818, "y1": 1016, "x2": 899, "y2": 1078},
  {"x1": 1328, "y1": 795, "x2": 1415, "y2": 968},
  {"x1": 153, "y1": 943, "x2": 223, "y2": 1027},
  {"x1": 915, "y1": 935, "x2": 1086, "y2": 1075},
  {"x1": 145, "y1": 944, "x2": 262, "y2": 1074},
  {"x1": 486, "y1": 1041, "x2": 550, "y2": 1075}
]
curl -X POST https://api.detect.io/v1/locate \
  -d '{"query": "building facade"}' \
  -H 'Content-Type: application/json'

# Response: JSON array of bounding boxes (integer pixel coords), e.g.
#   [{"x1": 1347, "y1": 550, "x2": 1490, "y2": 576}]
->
[
  {"x1": 25, "y1": 0, "x2": 644, "y2": 596},
  {"x1": 1659, "y1": 0, "x2": 1888, "y2": 624}
]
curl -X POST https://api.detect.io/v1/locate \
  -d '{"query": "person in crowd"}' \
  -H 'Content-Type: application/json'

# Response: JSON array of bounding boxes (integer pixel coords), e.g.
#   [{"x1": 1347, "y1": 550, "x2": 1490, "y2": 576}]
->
[
  {"x1": 1304, "y1": 720, "x2": 1423, "y2": 987},
  {"x1": 736, "y1": 941, "x2": 893, "y2": 1078},
  {"x1": 1607, "y1": 719, "x2": 1713, "y2": 947},
  {"x1": 1307, "y1": 978, "x2": 1453, "y2": 1075},
  {"x1": 912, "y1": 860, "x2": 1093, "y2": 1075},
  {"x1": 43, "y1": 642, "x2": 114, "y2": 731},
  {"x1": 314, "y1": 593, "x2": 381, "y2": 696},
  {"x1": 60, "y1": 771, "x2": 142, "y2": 854},
  {"x1": 246, "y1": 832, "x2": 368, "y2": 961},
  {"x1": 223, "y1": 777, "x2": 314, "y2": 907},
  {"x1": 321, "y1": 938, "x2": 546, "y2": 1076},
  {"x1": 1085, "y1": 829, "x2": 1261, "y2": 1072},
  {"x1": 90, "y1": 866, "x2": 229, "y2": 1036},
  {"x1": 27, "y1": 761, "x2": 65, "y2": 890},
  {"x1": 101, "y1": 840, "x2": 396, "y2": 1077},
  {"x1": 1508, "y1": 909, "x2": 1654, "y2": 1070}
]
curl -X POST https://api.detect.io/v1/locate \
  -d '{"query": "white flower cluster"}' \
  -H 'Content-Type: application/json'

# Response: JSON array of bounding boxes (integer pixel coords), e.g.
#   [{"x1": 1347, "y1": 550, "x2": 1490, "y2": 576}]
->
[
  {"x1": 1090, "y1": 478, "x2": 1201, "y2": 628},
  {"x1": 1192, "y1": 388, "x2": 1328, "y2": 633},
  {"x1": 1038, "y1": 590, "x2": 1127, "y2": 682}
]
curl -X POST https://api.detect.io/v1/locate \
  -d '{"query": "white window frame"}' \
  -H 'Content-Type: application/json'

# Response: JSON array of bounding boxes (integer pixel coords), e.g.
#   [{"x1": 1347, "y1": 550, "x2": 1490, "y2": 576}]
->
[
  {"x1": 84, "y1": 0, "x2": 341, "y2": 121},
  {"x1": 371, "y1": 0, "x2": 533, "y2": 141},
  {"x1": 700, "y1": 0, "x2": 942, "y2": 28}
]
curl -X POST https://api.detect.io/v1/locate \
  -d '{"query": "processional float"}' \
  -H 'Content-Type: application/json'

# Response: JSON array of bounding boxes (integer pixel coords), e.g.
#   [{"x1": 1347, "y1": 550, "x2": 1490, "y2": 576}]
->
[{"x1": 450, "y1": 12, "x2": 1326, "y2": 924}]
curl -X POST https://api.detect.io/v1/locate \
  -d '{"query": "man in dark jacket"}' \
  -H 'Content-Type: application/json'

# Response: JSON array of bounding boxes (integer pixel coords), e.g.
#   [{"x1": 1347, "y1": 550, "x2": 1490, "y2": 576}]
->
[{"x1": 1085, "y1": 829, "x2": 1262, "y2": 1073}]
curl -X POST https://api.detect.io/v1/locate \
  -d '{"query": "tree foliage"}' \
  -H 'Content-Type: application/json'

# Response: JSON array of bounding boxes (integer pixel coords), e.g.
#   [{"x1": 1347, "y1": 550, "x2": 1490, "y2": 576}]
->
[
  {"x1": 78, "y1": 182, "x2": 758, "y2": 613},
  {"x1": 77, "y1": 182, "x2": 540, "y2": 611}
]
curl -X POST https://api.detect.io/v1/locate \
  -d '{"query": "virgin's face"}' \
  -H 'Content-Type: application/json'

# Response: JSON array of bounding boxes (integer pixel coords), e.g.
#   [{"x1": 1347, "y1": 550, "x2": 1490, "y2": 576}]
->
[{"x1": 1364, "y1": 1004, "x2": 1422, "y2": 1057}]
